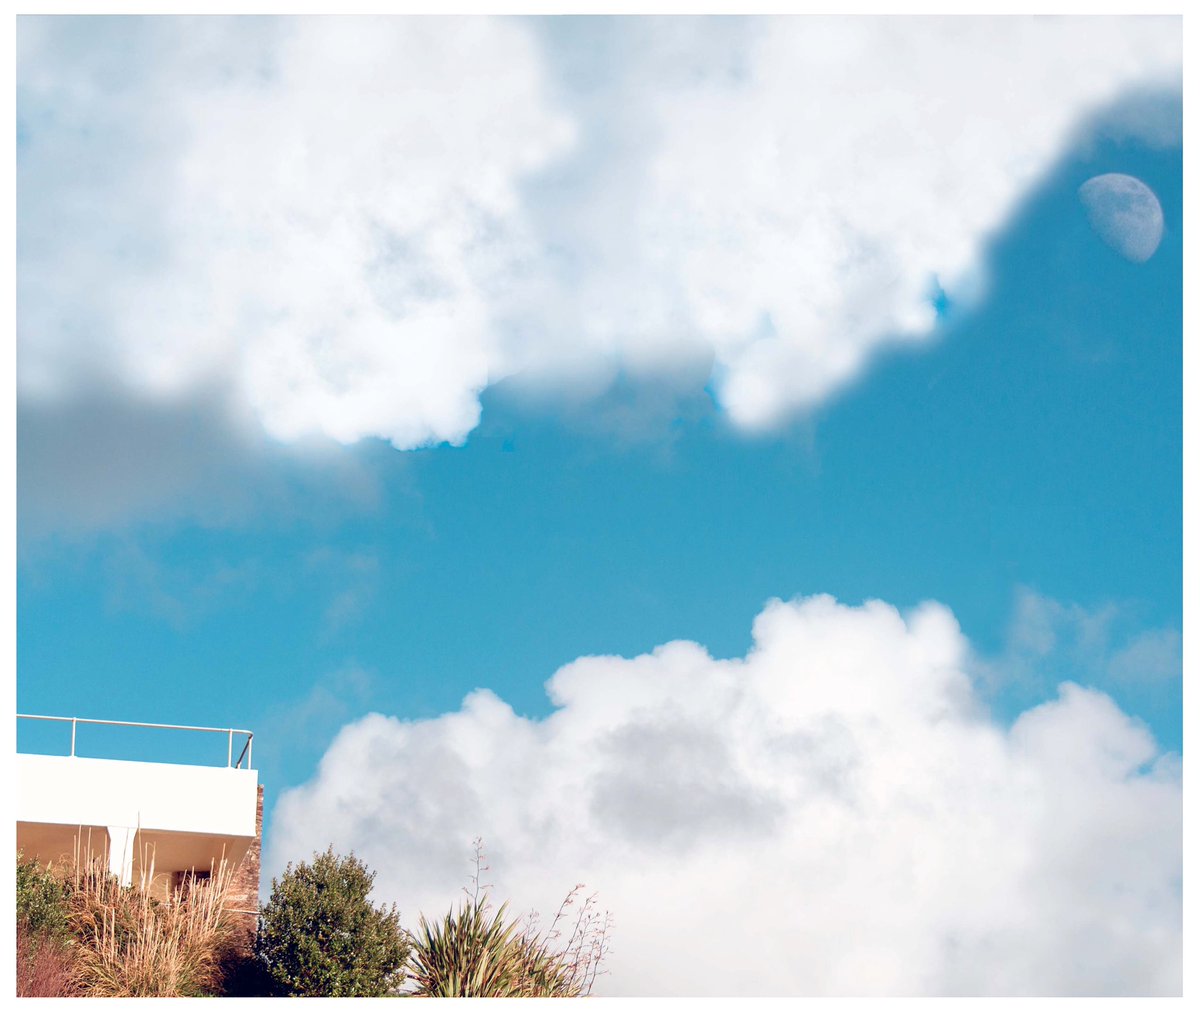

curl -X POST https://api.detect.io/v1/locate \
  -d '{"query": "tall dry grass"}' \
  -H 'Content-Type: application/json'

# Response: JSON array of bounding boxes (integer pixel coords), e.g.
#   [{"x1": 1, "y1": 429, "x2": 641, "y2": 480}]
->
[{"x1": 64, "y1": 840, "x2": 239, "y2": 997}]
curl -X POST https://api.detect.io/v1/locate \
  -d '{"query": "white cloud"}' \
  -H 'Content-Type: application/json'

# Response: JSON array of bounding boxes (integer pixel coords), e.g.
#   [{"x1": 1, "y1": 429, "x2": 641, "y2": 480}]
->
[
  {"x1": 18, "y1": 16, "x2": 574, "y2": 451},
  {"x1": 607, "y1": 17, "x2": 1180, "y2": 428},
  {"x1": 1107, "y1": 627, "x2": 1182, "y2": 684},
  {"x1": 18, "y1": 16, "x2": 1181, "y2": 465},
  {"x1": 977, "y1": 586, "x2": 1183, "y2": 702},
  {"x1": 267, "y1": 594, "x2": 1181, "y2": 996}
]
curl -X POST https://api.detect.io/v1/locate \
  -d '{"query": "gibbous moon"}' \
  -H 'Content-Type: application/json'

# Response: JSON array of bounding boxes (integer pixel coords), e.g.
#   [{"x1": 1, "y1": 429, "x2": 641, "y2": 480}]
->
[{"x1": 1078, "y1": 173, "x2": 1164, "y2": 263}]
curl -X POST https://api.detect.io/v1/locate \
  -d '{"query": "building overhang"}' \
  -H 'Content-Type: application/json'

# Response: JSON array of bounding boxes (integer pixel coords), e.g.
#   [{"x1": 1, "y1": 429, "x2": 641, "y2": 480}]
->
[{"x1": 16, "y1": 753, "x2": 259, "y2": 885}]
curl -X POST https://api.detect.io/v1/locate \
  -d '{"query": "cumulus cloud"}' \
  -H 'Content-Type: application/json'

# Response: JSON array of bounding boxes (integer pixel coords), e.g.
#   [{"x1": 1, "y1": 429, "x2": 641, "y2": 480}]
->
[
  {"x1": 622, "y1": 17, "x2": 1179, "y2": 428},
  {"x1": 267, "y1": 594, "x2": 1181, "y2": 996},
  {"x1": 18, "y1": 16, "x2": 573, "y2": 451},
  {"x1": 18, "y1": 16, "x2": 1182, "y2": 466}
]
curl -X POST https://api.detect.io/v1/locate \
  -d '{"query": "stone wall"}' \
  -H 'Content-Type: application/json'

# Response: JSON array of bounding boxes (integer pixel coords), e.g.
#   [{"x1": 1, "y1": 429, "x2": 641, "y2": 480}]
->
[{"x1": 224, "y1": 784, "x2": 263, "y2": 958}]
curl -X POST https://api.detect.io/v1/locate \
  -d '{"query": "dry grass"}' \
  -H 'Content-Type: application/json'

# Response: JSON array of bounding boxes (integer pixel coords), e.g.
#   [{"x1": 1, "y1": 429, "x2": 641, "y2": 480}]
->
[{"x1": 64, "y1": 841, "x2": 239, "y2": 997}]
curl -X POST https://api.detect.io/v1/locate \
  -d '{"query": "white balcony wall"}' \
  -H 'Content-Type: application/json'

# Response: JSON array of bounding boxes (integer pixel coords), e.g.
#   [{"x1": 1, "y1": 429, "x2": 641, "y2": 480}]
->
[{"x1": 17, "y1": 753, "x2": 259, "y2": 839}]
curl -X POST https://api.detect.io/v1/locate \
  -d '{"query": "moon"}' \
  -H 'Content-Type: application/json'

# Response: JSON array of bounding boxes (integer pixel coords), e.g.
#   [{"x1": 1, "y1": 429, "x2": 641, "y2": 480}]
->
[{"x1": 1078, "y1": 173, "x2": 1164, "y2": 263}]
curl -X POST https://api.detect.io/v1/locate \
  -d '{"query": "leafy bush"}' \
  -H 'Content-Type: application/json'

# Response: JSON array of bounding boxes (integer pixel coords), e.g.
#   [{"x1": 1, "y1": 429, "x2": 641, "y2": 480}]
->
[
  {"x1": 405, "y1": 840, "x2": 610, "y2": 997},
  {"x1": 17, "y1": 852, "x2": 70, "y2": 940},
  {"x1": 16, "y1": 853, "x2": 79, "y2": 997},
  {"x1": 65, "y1": 852, "x2": 238, "y2": 997},
  {"x1": 256, "y1": 847, "x2": 410, "y2": 996}
]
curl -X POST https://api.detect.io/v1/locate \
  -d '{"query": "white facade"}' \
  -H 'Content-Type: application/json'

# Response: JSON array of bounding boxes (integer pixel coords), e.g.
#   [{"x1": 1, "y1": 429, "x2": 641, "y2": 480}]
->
[{"x1": 16, "y1": 752, "x2": 259, "y2": 890}]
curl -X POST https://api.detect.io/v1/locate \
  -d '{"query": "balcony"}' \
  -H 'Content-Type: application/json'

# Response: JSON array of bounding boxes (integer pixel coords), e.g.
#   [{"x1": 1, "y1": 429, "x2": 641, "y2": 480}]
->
[{"x1": 15, "y1": 715, "x2": 260, "y2": 900}]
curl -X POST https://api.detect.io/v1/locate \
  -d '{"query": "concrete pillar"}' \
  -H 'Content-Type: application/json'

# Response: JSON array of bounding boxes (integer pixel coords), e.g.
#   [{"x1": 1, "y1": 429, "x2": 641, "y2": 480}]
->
[{"x1": 107, "y1": 826, "x2": 135, "y2": 886}]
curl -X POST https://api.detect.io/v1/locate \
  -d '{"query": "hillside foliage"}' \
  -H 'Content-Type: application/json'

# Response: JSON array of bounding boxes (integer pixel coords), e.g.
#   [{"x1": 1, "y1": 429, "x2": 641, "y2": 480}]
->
[{"x1": 16, "y1": 839, "x2": 608, "y2": 998}]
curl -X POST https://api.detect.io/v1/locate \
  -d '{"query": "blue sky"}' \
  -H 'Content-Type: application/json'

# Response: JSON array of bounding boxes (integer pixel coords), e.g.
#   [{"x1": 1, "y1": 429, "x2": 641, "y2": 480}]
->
[{"x1": 15, "y1": 16, "x2": 1183, "y2": 997}]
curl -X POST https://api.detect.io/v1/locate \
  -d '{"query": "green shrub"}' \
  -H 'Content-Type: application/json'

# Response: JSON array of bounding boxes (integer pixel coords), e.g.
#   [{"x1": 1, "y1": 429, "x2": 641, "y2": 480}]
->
[
  {"x1": 17, "y1": 853, "x2": 70, "y2": 940},
  {"x1": 17, "y1": 855, "x2": 79, "y2": 997},
  {"x1": 256, "y1": 847, "x2": 409, "y2": 997}
]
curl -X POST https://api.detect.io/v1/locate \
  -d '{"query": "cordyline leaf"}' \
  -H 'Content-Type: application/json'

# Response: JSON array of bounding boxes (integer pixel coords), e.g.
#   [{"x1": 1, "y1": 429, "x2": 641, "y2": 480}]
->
[{"x1": 406, "y1": 894, "x2": 599, "y2": 998}]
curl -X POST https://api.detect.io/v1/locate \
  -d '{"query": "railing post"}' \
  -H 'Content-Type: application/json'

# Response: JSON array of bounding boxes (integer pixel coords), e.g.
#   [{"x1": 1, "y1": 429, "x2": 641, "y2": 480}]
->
[
  {"x1": 71, "y1": 718, "x2": 77, "y2": 757},
  {"x1": 248, "y1": 735, "x2": 253, "y2": 770},
  {"x1": 227, "y1": 729, "x2": 233, "y2": 767}
]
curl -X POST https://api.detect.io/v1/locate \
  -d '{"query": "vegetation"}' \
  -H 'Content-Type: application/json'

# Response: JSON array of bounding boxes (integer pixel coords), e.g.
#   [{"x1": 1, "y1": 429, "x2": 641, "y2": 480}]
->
[
  {"x1": 17, "y1": 852, "x2": 71, "y2": 940},
  {"x1": 16, "y1": 921, "x2": 80, "y2": 998},
  {"x1": 65, "y1": 850, "x2": 238, "y2": 997},
  {"x1": 16, "y1": 838, "x2": 610, "y2": 998},
  {"x1": 15, "y1": 848, "x2": 237, "y2": 998},
  {"x1": 405, "y1": 840, "x2": 610, "y2": 997},
  {"x1": 256, "y1": 847, "x2": 410, "y2": 996},
  {"x1": 16, "y1": 854, "x2": 78, "y2": 997}
]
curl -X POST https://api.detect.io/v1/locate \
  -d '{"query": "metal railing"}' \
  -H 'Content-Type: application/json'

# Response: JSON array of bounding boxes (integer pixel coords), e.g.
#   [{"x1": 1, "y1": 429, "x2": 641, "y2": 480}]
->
[{"x1": 16, "y1": 714, "x2": 254, "y2": 770}]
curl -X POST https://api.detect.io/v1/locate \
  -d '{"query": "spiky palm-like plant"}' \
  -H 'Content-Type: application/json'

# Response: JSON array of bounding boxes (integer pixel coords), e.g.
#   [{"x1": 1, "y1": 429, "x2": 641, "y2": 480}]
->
[
  {"x1": 406, "y1": 845, "x2": 610, "y2": 999},
  {"x1": 407, "y1": 897, "x2": 531, "y2": 997},
  {"x1": 407, "y1": 895, "x2": 596, "y2": 998},
  {"x1": 405, "y1": 835, "x2": 609, "y2": 994}
]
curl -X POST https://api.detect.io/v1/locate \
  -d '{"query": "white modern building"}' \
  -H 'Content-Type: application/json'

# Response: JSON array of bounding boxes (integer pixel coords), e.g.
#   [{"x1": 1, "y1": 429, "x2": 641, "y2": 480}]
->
[{"x1": 15, "y1": 715, "x2": 261, "y2": 901}]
